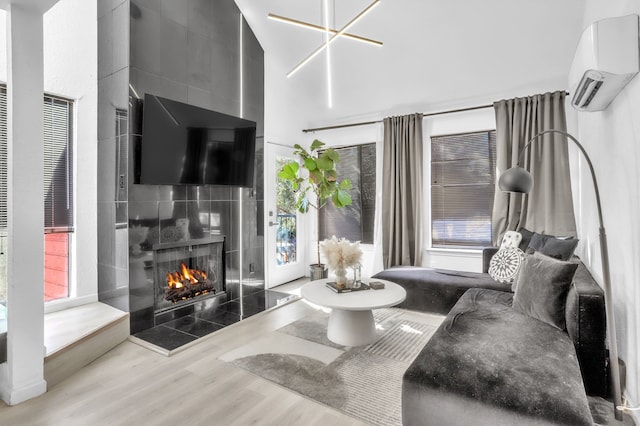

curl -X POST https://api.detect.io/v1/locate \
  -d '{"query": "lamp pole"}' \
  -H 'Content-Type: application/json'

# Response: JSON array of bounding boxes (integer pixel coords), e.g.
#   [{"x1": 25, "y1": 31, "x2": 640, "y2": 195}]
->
[{"x1": 501, "y1": 129, "x2": 623, "y2": 420}]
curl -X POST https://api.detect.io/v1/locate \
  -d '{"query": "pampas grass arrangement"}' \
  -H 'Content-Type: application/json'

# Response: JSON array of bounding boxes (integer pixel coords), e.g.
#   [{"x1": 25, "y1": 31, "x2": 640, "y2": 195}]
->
[{"x1": 320, "y1": 236, "x2": 363, "y2": 271}]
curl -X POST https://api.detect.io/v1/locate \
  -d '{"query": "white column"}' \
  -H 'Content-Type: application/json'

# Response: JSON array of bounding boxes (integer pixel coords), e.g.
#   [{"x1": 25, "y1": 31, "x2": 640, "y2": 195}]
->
[{"x1": 0, "y1": 3, "x2": 47, "y2": 405}]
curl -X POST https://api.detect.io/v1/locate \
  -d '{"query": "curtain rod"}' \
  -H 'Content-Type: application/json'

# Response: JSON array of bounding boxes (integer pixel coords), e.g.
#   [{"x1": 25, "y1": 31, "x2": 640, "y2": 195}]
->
[{"x1": 301, "y1": 91, "x2": 570, "y2": 133}]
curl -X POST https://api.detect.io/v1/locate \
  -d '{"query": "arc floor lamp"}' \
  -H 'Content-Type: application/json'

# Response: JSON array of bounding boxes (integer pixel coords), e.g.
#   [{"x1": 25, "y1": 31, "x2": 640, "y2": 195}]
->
[{"x1": 498, "y1": 129, "x2": 623, "y2": 420}]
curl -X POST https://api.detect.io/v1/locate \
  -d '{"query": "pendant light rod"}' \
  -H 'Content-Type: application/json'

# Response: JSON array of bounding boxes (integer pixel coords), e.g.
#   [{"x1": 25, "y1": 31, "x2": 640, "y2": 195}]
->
[
  {"x1": 287, "y1": 0, "x2": 381, "y2": 78},
  {"x1": 267, "y1": 13, "x2": 383, "y2": 46}
]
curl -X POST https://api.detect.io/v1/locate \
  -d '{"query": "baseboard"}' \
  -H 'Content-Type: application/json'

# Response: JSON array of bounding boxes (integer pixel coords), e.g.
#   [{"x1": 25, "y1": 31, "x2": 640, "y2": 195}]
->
[{"x1": 0, "y1": 378, "x2": 47, "y2": 406}]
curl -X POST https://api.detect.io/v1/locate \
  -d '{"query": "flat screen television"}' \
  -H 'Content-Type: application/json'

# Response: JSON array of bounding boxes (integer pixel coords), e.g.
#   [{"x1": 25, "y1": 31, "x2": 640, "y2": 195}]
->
[{"x1": 138, "y1": 94, "x2": 256, "y2": 187}]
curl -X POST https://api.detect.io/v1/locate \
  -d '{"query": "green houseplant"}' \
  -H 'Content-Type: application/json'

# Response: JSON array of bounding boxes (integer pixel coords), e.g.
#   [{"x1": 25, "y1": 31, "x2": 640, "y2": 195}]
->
[{"x1": 278, "y1": 139, "x2": 352, "y2": 280}]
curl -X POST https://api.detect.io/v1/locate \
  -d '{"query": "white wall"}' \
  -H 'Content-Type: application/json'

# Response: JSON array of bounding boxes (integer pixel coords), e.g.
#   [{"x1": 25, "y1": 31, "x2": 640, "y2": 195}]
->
[
  {"x1": 289, "y1": 107, "x2": 497, "y2": 277},
  {"x1": 0, "y1": 0, "x2": 98, "y2": 310},
  {"x1": 263, "y1": 13, "x2": 578, "y2": 274},
  {"x1": 568, "y1": 0, "x2": 640, "y2": 417}
]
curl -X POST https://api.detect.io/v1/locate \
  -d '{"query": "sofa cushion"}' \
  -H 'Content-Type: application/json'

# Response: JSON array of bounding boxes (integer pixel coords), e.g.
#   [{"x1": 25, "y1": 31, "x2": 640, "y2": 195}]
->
[
  {"x1": 512, "y1": 252, "x2": 578, "y2": 330},
  {"x1": 403, "y1": 288, "x2": 593, "y2": 425},
  {"x1": 528, "y1": 233, "x2": 579, "y2": 261},
  {"x1": 372, "y1": 267, "x2": 510, "y2": 314}
]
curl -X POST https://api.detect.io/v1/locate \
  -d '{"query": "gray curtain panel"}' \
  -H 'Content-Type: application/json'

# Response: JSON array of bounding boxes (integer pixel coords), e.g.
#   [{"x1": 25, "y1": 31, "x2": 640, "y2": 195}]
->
[
  {"x1": 492, "y1": 91, "x2": 577, "y2": 244},
  {"x1": 382, "y1": 113, "x2": 423, "y2": 268}
]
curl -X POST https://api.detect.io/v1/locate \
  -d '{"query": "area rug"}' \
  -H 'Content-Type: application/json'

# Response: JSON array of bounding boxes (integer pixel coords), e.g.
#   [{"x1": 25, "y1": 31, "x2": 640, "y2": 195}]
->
[{"x1": 219, "y1": 308, "x2": 441, "y2": 426}]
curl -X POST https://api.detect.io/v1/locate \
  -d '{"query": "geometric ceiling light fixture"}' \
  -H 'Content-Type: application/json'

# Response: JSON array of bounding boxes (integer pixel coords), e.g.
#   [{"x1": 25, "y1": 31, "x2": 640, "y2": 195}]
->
[
  {"x1": 267, "y1": 14, "x2": 383, "y2": 46},
  {"x1": 268, "y1": 0, "x2": 382, "y2": 78}
]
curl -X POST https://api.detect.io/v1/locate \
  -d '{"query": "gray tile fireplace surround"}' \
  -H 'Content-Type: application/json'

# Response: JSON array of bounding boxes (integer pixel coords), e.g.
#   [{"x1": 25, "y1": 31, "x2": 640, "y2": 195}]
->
[{"x1": 97, "y1": 0, "x2": 266, "y2": 342}]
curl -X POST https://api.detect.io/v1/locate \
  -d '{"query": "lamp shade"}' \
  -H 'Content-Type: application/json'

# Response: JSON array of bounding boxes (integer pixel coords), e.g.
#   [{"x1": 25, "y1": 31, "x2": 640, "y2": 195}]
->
[{"x1": 498, "y1": 165, "x2": 533, "y2": 193}]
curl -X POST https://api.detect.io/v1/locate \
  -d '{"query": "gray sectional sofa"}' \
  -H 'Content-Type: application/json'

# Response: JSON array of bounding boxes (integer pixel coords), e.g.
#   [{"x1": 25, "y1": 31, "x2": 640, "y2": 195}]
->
[{"x1": 373, "y1": 248, "x2": 607, "y2": 425}]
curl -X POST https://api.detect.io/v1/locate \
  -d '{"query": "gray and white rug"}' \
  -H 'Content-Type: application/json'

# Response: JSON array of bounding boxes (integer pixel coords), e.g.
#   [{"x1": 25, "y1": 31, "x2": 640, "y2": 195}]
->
[{"x1": 219, "y1": 308, "x2": 441, "y2": 426}]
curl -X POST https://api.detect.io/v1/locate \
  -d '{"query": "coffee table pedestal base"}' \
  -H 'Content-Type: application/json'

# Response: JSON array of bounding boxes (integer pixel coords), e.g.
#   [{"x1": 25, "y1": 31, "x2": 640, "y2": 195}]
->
[{"x1": 327, "y1": 309, "x2": 376, "y2": 346}]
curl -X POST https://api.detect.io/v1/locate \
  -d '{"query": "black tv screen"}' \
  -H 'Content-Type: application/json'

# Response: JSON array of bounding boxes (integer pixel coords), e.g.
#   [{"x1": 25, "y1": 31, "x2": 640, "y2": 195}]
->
[{"x1": 139, "y1": 94, "x2": 256, "y2": 187}]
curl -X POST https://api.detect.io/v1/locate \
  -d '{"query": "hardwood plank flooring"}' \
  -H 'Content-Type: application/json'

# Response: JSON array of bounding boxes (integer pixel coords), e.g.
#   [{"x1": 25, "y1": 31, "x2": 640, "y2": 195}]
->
[{"x1": 0, "y1": 299, "x2": 366, "y2": 426}]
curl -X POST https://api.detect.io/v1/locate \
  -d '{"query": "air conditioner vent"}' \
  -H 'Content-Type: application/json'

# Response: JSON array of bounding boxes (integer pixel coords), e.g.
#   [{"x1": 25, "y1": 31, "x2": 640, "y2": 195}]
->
[
  {"x1": 569, "y1": 14, "x2": 639, "y2": 111},
  {"x1": 572, "y1": 71, "x2": 604, "y2": 108}
]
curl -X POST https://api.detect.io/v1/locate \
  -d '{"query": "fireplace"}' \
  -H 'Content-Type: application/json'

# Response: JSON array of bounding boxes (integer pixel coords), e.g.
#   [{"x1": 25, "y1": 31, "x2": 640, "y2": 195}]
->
[{"x1": 152, "y1": 236, "x2": 225, "y2": 314}]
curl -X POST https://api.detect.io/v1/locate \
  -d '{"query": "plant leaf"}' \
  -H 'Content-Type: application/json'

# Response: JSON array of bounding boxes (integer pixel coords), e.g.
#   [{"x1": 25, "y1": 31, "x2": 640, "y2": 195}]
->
[
  {"x1": 316, "y1": 155, "x2": 334, "y2": 171},
  {"x1": 310, "y1": 139, "x2": 325, "y2": 152},
  {"x1": 304, "y1": 157, "x2": 317, "y2": 171},
  {"x1": 339, "y1": 179, "x2": 352, "y2": 190},
  {"x1": 325, "y1": 148, "x2": 339, "y2": 162},
  {"x1": 278, "y1": 162, "x2": 298, "y2": 180},
  {"x1": 334, "y1": 188, "x2": 352, "y2": 207},
  {"x1": 309, "y1": 169, "x2": 322, "y2": 184}
]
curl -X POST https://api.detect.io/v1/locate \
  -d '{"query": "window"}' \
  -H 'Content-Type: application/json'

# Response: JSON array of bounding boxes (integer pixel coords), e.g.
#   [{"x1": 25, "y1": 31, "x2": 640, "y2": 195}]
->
[
  {"x1": 430, "y1": 130, "x2": 496, "y2": 248},
  {"x1": 319, "y1": 143, "x2": 376, "y2": 244},
  {"x1": 0, "y1": 85, "x2": 74, "y2": 303}
]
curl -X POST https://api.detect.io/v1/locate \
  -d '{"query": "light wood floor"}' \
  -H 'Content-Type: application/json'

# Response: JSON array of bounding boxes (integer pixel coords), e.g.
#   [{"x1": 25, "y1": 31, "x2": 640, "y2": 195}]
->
[{"x1": 0, "y1": 298, "x2": 367, "y2": 426}]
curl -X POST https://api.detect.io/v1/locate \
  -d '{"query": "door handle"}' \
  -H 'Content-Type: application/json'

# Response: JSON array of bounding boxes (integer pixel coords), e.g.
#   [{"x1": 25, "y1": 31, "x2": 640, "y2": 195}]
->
[{"x1": 269, "y1": 221, "x2": 278, "y2": 227}]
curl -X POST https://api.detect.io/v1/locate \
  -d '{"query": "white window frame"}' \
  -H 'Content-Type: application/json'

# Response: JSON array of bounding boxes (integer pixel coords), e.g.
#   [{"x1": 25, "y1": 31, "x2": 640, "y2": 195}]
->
[
  {"x1": 44, "y1": 94, "x2": 77, "y2": 313},
  {"x1": 422, "y1": 109, "x2": 496, "y2": 271},
  {"x1": 0, "y1": 84, "x2": 77, "y2": 310}
]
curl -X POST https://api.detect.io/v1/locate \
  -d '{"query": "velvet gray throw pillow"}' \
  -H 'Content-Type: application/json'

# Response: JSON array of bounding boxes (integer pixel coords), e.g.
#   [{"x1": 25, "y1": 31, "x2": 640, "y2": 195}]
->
[
  {"x1": 512, "y1": 252, "x2": 578, "y2": 330},
  {"x1": 528, "y1": 233, "x2": 578, "y2": 261},
  {"x1": 517, "y1": 227, "x2": 534, "y2": 252}
]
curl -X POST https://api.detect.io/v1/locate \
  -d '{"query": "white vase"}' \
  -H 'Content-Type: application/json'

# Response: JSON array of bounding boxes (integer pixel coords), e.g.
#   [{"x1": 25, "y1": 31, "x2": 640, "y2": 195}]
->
[{"x1": 334, "y1": 268, "x2": 348, "y2": 286}]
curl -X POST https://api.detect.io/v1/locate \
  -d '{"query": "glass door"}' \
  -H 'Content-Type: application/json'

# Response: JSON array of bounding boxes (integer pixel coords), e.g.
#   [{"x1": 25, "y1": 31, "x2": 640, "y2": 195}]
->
[{"x1": 265, "y1": 143, "x2": 306, "y2": 288}]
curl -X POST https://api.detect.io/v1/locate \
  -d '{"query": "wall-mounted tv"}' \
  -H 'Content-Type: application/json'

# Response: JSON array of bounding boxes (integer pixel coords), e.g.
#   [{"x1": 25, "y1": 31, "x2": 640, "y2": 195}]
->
[{"x1": 138, "y1": 94, "x2": 256, "y2": 187}]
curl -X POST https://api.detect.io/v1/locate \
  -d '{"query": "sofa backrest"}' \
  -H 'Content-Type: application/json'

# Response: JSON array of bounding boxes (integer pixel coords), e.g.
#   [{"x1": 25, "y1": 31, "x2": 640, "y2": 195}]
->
[{"x1": 566, "y1": 261, "x2": 607, "y2": 396}]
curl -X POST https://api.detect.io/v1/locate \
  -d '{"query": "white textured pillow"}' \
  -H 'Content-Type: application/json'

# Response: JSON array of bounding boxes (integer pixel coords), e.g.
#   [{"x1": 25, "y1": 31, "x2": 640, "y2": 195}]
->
[
  {"x1": 489, "y1": 247, "x2": 525, "y2": 284},
  {"x1": 500, "y1": 230, "x2": 522, "y2": 250}
]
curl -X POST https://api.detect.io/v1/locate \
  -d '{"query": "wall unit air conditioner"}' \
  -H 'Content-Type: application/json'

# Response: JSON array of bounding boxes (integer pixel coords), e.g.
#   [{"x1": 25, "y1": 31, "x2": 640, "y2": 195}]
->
[{"x1": 569, "y1": 14, "x2": 639, "y2": 111}]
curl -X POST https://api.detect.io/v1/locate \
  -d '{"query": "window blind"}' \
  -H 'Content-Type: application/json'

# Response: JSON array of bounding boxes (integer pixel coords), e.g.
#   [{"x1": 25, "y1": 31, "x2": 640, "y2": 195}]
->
[
  {"x1": 0, "y1": 86, "x2": 74, "y2": 233},
  {"x1": 319, "y1": 143, "x2": 376, "y2": 244},
  {"x1": 431, "y1": 130, "x2": 496, "y2": 248},
  {"x1": 0, "y1": 87, "x2": 6, "y2": 232},
  {"x1": 43, "y1": 95, "x2": 74, "y2": 232}
]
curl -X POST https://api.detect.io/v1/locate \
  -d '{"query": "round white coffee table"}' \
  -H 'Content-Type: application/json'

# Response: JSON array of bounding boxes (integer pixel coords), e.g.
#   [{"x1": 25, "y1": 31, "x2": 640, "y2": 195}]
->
[{"x1": 300, "y1": 278, "x2": 406, "y2": 346}]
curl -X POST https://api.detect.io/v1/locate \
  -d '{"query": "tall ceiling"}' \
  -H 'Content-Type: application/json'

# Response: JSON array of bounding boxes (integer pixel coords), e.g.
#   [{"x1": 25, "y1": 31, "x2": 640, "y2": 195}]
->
[{"x1": 236, "y1": 0, "x2": 586, "y2": 129}]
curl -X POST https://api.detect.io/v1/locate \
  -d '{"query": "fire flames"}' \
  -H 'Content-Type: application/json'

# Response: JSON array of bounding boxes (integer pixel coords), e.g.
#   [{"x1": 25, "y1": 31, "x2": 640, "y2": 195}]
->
[
  {"x1": 165, "y1": 261, "x2": 215, "y2": 303},
  {"x1": 166, "y1": 262, "x2": 208, "y2": 289}
]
